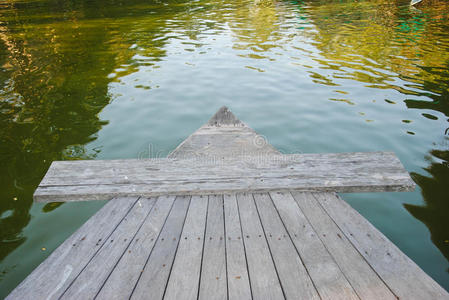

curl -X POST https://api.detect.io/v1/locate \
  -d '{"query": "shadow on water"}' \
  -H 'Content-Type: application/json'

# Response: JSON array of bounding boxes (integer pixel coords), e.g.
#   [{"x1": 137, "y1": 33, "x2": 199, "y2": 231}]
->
[
  {"x1": 407, "y1": 148, "x2": 449, "y2": 264},
  {"x1": 404, "y1": 59, "x2": 449, "y2": 263}
]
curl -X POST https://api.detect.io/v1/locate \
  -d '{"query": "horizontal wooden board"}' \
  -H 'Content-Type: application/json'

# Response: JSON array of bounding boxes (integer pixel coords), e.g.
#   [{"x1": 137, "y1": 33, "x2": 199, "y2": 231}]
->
[
  {"x1": 168, "y1": 106, "x2": 280, "y2": 159},
  {"x1": 35, "y1": 152, "x2": 415, "y2": 202}
]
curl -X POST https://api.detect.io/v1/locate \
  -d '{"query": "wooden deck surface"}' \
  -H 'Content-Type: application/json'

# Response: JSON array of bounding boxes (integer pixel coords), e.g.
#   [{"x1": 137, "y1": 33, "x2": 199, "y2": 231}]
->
[
  {"x1": 8, "y1": 191, "x2": 449, "y2": 300},
  {"x1": 7, "y1": 106, "x2": 448, "y2": 299},
  {"x1": 168, "y1": 106, "x2": 280, "y2": 159}
]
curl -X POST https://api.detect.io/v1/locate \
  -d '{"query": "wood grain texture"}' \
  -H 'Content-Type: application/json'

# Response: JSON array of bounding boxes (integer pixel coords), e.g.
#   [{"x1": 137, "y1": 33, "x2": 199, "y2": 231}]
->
[
  {"x1": 8, "y1": 192, "x2": 449, "y2": 300},
  {"x1": 269, "y1": 191, "x2": 358, "y2": 300},
  {"x1": 96, "y1": 195, "x2": 176, "y2": 300},
  {"x1": 9, "y1": 106, "x2": 446, "y2": 300},
  {"x1": 314, "y1": 192, "x2": 449, "y2": 300},
  {"x1": 292, "y1": 192, "x2": 396, "y2": 300},
  {"x1": 237, "y1": 193, "x2": 285, "y2": 300},
  {"x1": 198, "y1": 195, "x2": 227, "y2": 300},
  {"x1": 60, "y1": 198, "x2": 156, "y2": 299},
  {"x1": 5, "y1": 197, "x2": 138, "y2": 300},
  {"x1": 168, "y1": 106, "x2": 279, "y2": 159},
  {"x1": 35, "y1": 152, "x2": 415, "y2": 202},
  {"x1": 253, "y1": 193, "x2": 320, "y2": 300},
  {"x1": 164, "y1": 195, "x2": 208, "y2": 300},
  {"x1": 130, "y1": 195, "x2": 190, "y2": 300},
  {"x1": 223, "y1": 194, "x2": 252, "y2": 300},
  {"x1": 207, "y1": 106, "x2": 244, "y2": 126}
]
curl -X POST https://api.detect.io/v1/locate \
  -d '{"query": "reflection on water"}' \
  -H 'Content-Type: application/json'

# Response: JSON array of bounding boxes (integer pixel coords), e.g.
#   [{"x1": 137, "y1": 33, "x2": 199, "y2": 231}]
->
[
  {"x1": 0, "y1": 0, "x2": 449, "y2": 296},
  {"x1": 407, "y1": 147, "x2": 449, "y2": 263}
]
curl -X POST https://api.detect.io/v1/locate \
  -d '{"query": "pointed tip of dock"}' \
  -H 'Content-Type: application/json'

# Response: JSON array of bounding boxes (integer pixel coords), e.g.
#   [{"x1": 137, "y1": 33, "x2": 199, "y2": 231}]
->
[{"x1": 207, "y1": 106, "x2": 243, "y2": 126}]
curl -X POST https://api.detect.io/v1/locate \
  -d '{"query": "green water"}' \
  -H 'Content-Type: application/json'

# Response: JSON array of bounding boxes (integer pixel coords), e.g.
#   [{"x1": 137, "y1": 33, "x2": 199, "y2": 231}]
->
[{"x1": 1, "y1": 0, "x2": 449, "y2": 296}]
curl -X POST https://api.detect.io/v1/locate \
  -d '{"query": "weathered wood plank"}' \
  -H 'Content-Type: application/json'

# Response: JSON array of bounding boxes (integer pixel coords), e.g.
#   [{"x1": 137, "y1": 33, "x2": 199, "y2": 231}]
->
[
  {"x1": 237, "y1": 193, "x2": 284, "y2": 300},
  {"x1": 168, "y1": 106, "x2": 279, "y2": 159},
  {"x1": 223, "y1": 194, "x2": 252, "y2": 300},
  {"x1": 5, "y1": 197, "x2": 138, "y2": 300},
  {"x1": 164, "y1": 195, "x2": 208, "y2": 300},
  {"x1": 35, "y1": 152, "x2": 415, "y2": 202},
  {"x1": 207, "y1": 106, "x2": 244, "y2": 126},
  {"x1": 314, "y1": 192, "x2": 449, "y2": 300},
  {"x1": 253, "y1": 193, "x2": 320, "y2": 300},
  {"x1": 198, "y1": 195, "x2": 228, "y2": 300},
  {"x1": 292, "y1": 192, "x2": 396, "y2": 300},
  {"x1": 60, "y1": 198, "x2": 156, "y2": 299},
  {"x1": 96, "y1": 195, "x2": 176, "y2": 300},
  {"x1": 130, "y1": 195, "x2": 191, "y2": 300},
  {"x1": 269, "y1": 191, "x2": 358, "y2": 300}
]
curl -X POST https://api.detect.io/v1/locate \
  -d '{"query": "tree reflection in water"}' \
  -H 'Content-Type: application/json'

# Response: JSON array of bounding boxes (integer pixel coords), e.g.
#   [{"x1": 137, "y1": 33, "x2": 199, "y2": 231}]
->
[{"x1": 0, "y1": 0, "x2": 449, "y2": 295}]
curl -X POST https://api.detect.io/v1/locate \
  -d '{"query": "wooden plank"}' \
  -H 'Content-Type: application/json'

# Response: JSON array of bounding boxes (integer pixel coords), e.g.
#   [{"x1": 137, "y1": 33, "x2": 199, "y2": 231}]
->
[
  {"x1": 130, "y1": 195, "x2": 191, "y2": 300},
  {"x1": 291, "y1": 192, "x2": 396, "y2": 300},
  {"x1": 198, "y1": 195, "x2": 227, "y2": 300},
  {"x1": 5, "y1": 197, "x2": 138, "y2": 300},
  {"x1": 207, "y1": 106, "x2": 244, "y2": 126},
  {"x1": 60, "y1": 197, "x2": 156, "y2": 299},
  {"x1": 237, "y1": 193, "x2": 284, "y2": 300},
  {"x1": 314, "y1": 192, "x2": 449, "y2": 300},
  {"x1": 168, "y1": 126, "x2": 279, "y2": 159},
  {"x1": 168, "y1": 106, "x2": 279, "y2": 159},
  {"x1": 35, "y1": 152, "x2": 415, "y2": 202},
  {"x1": 164, "y1": 195, "x2": 208, "y2": 300},
  {"x1": 223, "y1": 194, "x2": 252, "y2": 300},
  {"x1": 96, "y1": 195, "x2": 176, "y2": 300},
  {"x1": 269, "y1": 191, "x2": 358, "y2": 300},
  {"x1": 253, "y1": 193, "x2": 319, "y2": 300}
]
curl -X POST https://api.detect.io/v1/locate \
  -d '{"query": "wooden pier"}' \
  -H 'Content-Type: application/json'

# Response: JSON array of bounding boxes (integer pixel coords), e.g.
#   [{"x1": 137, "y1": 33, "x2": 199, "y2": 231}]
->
[{"x1": 7, "y1": 107, "x2": 449, "y2": 299}]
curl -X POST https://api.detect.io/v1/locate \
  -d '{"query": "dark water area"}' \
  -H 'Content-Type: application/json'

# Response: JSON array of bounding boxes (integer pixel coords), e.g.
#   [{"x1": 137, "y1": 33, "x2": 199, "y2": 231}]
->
[{"x1": 0, "y1": 0, "x2": 448, "y2": 296}]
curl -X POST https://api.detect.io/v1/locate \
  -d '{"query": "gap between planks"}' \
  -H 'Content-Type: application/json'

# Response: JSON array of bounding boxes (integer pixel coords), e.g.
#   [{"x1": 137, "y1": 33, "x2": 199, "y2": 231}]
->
[{"x1": 8, "y1": 192, "x2": 449, "y2": 300}]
